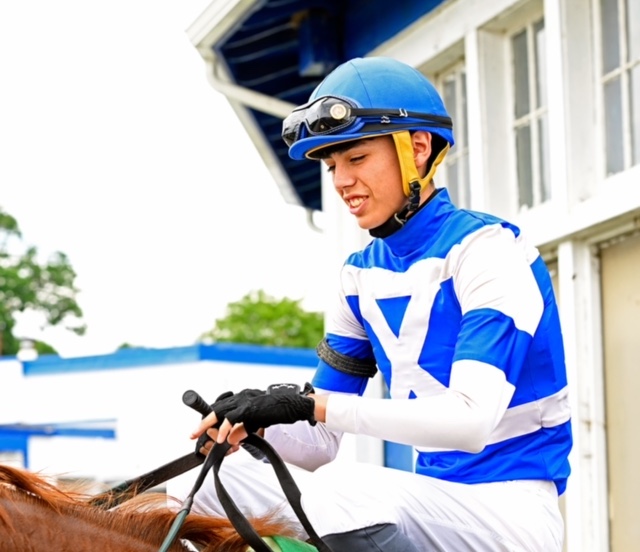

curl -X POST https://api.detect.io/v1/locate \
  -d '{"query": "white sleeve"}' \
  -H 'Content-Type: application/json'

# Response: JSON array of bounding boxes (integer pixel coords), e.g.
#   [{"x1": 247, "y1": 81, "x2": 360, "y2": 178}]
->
[
  {"x1": 263, "y1": 421, "x2": 343, "y2": 471},
  {"x1": 263, "y1": 387, "x2": 345, "y2": 471},
  {"x1": 325, "y1": 360, "x2": 515, "y2": 452}
]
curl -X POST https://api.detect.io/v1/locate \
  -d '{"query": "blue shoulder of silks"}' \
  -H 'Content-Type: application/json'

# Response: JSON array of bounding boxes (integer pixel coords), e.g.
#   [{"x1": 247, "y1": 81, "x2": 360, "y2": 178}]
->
[
  {"x1": 345, "y1": 208, "x2": 521, "y2": 271},
  {"x1": 462, "y1": 209, "x2": 520, "y2": 238}
]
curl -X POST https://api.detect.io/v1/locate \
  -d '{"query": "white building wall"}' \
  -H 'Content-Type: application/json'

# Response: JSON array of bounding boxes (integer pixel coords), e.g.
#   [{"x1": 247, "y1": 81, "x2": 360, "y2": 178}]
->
[
  {"x1": 314, "y1": 1, "x2": 640, "y2": 550},
  {"x1": 0, "y1": 358, "x2": 25, "y2": 425},
  {"x1": 1, "y1": 351, "x2": 377, "y2": 484}
]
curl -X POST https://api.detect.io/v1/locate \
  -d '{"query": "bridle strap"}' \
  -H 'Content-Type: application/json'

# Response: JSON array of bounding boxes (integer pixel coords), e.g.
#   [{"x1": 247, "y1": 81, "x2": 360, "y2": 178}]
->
[
  {"x1": 90, "y1": 451, "x2": 204, "y2": 509},
  {"x1": 157, "y1": 434, "x2": 334, "y2": 552},
  {"x1": 237, "y1": 434, "x2": 333, "y2": 552},
  {"x1": 159, "y1": 442, "x2": 234, "y2": 552},
  {"x1": 211, "y1": 443, "x2": 273, "y2": 552}
]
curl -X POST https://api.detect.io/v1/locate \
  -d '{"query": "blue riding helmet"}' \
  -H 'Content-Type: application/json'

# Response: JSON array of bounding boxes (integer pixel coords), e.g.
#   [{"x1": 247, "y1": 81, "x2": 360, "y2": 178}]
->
[{"x1": 283, "y1": 57, "x2": 455, "y2": 161}]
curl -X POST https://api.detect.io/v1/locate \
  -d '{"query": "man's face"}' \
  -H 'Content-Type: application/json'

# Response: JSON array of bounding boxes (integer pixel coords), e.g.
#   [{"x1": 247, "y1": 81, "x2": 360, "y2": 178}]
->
[{"x1": 323, "y1": 136, "x2": 406, "y2": 230}]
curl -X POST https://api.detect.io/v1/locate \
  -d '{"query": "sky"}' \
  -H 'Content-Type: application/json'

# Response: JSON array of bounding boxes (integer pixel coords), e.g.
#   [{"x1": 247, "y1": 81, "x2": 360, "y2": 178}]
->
[{"x1": 0, "y1": 1, "x2": 328, "y2": 358}]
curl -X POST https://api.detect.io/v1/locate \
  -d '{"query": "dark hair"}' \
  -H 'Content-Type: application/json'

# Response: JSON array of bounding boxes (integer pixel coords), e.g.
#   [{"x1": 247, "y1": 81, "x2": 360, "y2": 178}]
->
[
  {"x1": 313, "y1": 132, "x2": 447, "y2": 175},
  {"x1": 311, "y1": 138, "x2": 377, "y2": 160},
  {"x1": 427, "y1": 134, "x2": 448, "y2": 173}
]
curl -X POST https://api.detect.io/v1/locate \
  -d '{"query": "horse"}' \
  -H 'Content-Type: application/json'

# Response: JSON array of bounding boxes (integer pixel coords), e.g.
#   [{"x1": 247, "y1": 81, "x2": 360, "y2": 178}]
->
[{"x1": 0, "y1": 463, "x2": 297, "y2": 552}]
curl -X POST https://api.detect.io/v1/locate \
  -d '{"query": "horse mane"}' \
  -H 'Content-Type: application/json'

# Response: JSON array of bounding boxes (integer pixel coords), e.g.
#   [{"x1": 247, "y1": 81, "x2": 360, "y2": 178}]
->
[{"x1": 0, "y1": 464, "x2": 296, "y2": 552}]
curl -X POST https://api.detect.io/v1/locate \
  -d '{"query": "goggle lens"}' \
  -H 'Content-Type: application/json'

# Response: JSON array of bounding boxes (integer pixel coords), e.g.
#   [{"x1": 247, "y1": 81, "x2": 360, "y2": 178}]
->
[
  {"x1": 281, "y1": 95, "x2": 453, "y2": 147},
  {"x1": 282, "y1": 97, "x2": 356, "y2": 147},
  {"x1": 306, "y1": 98, "x2": 352, "y2": 133}
]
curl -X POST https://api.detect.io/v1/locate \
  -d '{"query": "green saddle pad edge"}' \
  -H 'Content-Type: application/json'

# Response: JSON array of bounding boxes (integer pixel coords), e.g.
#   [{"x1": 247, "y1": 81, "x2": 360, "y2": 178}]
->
[{"x1": 248, "y1": 535, "x2": 318, "y2": 551}]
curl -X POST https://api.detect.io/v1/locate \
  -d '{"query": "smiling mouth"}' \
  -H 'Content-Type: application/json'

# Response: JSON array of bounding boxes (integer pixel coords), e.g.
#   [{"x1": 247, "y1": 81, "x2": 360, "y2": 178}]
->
[{"x1": 347, "y1": 197, "x2": 365, "y2": 208}]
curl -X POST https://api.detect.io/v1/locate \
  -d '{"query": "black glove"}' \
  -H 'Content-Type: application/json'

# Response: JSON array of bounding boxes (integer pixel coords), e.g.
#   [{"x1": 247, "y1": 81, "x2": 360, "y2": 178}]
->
[
  {"x1": 194, "y1": 388, "x2": 266, "y2": 456},
  {"x1": 224, "y1": 383, "x2": 317, "y2": 434},
  {"x1": 210, "y1": 388, "x2": 266, "y2": 426}
]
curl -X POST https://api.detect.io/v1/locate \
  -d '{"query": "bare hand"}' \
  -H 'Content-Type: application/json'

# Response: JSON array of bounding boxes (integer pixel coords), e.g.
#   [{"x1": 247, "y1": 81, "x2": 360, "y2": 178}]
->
[{"x1": 191, "y1": 414, "x2": 248, "y2": 451}]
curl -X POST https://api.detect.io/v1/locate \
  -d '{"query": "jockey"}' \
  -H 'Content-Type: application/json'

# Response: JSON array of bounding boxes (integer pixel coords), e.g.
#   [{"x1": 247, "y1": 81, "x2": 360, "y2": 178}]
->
[{"x1": 185, "y1": 56, "x2": 572, "y2": 552}]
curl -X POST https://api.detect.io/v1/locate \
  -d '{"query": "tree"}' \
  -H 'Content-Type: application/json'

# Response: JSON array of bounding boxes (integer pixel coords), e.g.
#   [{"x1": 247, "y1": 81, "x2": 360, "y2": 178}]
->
[
  {"x1": 201, "y1": 290, "x2": 324, "y2": 348},
  {"x1": 0, "y1": 207, "x2": 86, "y2": 356}
]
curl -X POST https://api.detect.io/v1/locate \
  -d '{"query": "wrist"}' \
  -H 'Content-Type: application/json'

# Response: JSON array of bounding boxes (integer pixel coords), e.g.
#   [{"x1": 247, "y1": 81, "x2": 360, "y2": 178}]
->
[{"x1": 309, "y1": 393, "x2": 328, "y2": 423}]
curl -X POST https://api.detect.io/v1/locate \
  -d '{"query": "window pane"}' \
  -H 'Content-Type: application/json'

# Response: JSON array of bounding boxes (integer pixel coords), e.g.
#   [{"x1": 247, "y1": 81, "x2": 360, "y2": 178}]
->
[
  {"x1": 443, "y1": 76, "x2": 458, "y2": 152},
  {"x1": 447, "y1": 161, "x2": 460, "y2": 206},
  {"x1": 631, "y1": 65, "x2": 640, "y2": 166},
  {"x1": 513, "y1": 30, "x2": 530, "y2": 118},
  {"x1": 538, "y1": 115, "x2": 551, "y2": 202},
  {"x1": 534, "y1": 19, "x2": 547, "y2": 108},
  {"x1": 461, "y1": 152, "x2": 471, "y2": 209},
  {"x1": 461, "y1": 71, "x2": 469, "y2": 147},
  {"x1": 516, "y1": 124, "x2": 534, "y2": 208},
  {"x1": 627, "y1": 0, "x2": 640, "y2": 62},
  {"x1": 604, "y1": 76, "x2": 625, "y2": 174},
  {"x1": 600, "y1": 0, "x2": 621, "y2": 74}
]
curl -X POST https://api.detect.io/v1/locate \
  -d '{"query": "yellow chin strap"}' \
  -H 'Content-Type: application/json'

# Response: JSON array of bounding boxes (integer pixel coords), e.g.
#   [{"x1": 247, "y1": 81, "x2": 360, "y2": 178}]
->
[{"x1": 391, "y1": 131, "x2": 450, "y2": 197}]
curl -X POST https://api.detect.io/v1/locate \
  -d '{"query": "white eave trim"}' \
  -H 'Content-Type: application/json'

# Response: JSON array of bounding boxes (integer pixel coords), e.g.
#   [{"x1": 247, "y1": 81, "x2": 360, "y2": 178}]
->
[
  {"x1": 187, "y1": 0, "x2": 296, "y2": 118},
  {"x1": 187, "y1": 0, "x2": 260, "y2": 60},
  {"x1": 205, "y1": 55, "x2": 296, "y2": 119},
  {"x1": 186, "y1": 0, "x2": 318, "y2": 212}
]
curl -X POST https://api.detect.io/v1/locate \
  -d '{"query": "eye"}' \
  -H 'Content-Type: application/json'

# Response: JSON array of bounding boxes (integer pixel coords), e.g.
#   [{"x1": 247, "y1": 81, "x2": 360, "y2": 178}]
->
[
  {"x1": 350, "y1": 155, "x2": 365, "y2": 164},
  {"x1": 325, "y1": 163, "x2": 336, "y2": 173}
]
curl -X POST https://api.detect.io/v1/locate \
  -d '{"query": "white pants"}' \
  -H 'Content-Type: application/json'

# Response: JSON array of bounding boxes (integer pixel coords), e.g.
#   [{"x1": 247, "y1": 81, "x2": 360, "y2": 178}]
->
[{"x1": 167, "y1": 449, "x2": 564, "y2": 552}]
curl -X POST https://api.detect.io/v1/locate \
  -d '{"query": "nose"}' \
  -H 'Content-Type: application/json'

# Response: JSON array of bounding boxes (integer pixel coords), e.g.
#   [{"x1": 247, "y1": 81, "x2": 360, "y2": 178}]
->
[{"x1": 332, "y1": 162, "x2": 356, "y2": 193}]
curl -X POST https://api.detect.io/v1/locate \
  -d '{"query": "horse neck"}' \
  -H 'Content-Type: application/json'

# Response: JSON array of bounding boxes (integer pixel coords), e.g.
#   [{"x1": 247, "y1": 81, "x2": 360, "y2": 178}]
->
[
  {"x1": 0, "y1": 465, "x2": 294, "y2": 552},
  {"x1": 0, "y1": 493, "x2": 191, "y2": 552}
]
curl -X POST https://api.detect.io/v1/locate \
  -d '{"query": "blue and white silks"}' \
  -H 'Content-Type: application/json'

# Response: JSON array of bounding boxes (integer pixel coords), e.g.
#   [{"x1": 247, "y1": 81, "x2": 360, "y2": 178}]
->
[{"x1": 313, "y1": 189, "x2": 572, "y2": 494}]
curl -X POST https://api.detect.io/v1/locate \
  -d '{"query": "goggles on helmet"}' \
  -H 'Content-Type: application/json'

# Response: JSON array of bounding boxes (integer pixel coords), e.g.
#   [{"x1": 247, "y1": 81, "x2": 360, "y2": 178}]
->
[{"x1": 282, "y1": 95, "x2": 453, "y2": 148}]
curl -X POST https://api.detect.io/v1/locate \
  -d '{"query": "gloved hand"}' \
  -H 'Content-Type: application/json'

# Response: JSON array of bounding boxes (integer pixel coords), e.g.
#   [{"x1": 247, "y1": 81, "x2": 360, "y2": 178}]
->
[
  {"x1": 224, "y1": 388, "x2": 317, "y2": 434},
  {"x1": 194, "y1": 388, "x2": 265, "y2": 456},
  {"x1": 210, "y1": 388, "x2": 266, "y2": 426}
]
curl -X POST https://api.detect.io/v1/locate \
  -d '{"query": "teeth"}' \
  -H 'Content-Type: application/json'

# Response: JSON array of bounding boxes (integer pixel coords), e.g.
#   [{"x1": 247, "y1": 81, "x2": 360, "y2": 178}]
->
[{"x1": 348, "y1": 197, "x2": 364, "y2": 208}]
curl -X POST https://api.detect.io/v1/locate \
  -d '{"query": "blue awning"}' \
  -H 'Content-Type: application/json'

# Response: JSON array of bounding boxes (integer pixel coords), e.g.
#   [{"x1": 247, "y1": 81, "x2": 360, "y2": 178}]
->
[{"x1": 196, "y1": 0, "x2": 447, "y2": 211}]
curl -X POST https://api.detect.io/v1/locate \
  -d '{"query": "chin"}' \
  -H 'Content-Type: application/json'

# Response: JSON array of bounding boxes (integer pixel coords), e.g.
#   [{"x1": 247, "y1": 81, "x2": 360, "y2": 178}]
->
[
  {"x1": 355, "y1": 217, "x2": 373, "y2": 230},
  {"x1": 356, "y1": 217, "x2": 382, "y2": 231}
]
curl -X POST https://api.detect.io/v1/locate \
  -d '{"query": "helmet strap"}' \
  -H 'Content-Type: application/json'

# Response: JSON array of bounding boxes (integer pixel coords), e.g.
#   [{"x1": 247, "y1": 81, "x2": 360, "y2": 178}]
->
[
  {"x1": 391, "y1": 131, "x2": 450, "y2": 198},
  {"x1": 394, "y1": 180, "x2": 422, "y2": 223},
  {"x1": 369, "y1": 132, "x2": 450, "y2": 239},
  {"x1": 392, "y1": 130, "x2": 449, "y2": 222}
]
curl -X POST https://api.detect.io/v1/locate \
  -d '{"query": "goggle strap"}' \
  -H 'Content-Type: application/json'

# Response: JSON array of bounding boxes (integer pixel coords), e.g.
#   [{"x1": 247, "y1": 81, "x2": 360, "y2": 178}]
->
[{"x1": 350, "y1": 108, "x2": 452, "y2": 127}]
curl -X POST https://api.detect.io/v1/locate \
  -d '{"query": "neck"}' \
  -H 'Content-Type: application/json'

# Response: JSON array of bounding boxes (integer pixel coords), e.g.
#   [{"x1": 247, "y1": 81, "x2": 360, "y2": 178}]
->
[{"x1": 369, "y1": 186, "x2": 439, "y2": 239}]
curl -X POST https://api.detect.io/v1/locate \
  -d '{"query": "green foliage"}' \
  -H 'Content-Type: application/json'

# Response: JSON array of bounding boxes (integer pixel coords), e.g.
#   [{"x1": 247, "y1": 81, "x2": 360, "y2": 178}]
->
[
  {"x1": 0, "y1": 206, "x2": 86, "y2": 356},
  {"x1": 117, "y1": 343, "x2": 137, "y2": 350},
  {"x1": 34, "y1": 340, "x2": 58, "y2": 355},
  {"x1": 201, "y1": 290, "x2": 324, "y2": 349}
]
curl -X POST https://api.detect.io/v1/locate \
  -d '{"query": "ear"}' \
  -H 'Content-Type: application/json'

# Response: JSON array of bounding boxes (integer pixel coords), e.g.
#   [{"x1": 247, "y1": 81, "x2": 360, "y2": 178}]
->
[{"x1": 411, "y1": 131, "x2": 433, "y2": 171}]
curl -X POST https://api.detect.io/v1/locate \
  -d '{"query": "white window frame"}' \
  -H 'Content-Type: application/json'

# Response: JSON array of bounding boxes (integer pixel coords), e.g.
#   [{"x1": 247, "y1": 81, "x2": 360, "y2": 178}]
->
[
  {"x1": 509, "y1": 16, "x2": 549, "y2": 211},
  {"x1": 594, "y1": 0, "x2": 640, "y2": 176},
  {"x1": 435, "y1": 60, "x2": 471, "y2": 209}
]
